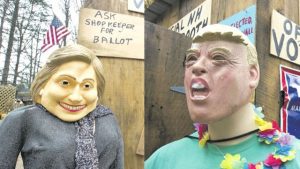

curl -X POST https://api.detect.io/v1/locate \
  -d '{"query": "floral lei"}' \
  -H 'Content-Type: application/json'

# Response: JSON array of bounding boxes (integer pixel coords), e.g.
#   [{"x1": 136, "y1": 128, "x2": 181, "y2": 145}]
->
[{"x1": 194, "y1": 106, "x2": 296, "y2": 169}]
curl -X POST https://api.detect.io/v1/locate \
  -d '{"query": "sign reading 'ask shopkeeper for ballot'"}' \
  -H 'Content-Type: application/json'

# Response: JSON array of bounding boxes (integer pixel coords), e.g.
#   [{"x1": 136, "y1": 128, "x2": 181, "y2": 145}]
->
[{"x1": 78, "y1": 8, "x2": 144, "y2": 59}]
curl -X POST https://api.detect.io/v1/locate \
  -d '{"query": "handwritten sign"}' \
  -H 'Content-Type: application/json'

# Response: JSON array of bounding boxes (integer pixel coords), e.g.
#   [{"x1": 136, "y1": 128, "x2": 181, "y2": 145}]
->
[
  {"x1": 219, "y1": 5, "x2": 256, "y2": 44},
  {"x1": 270, "y1": 10, "x2": 300, "y2": 65},
  {"x1": 168, "y1": 0, "x2": 211, "y2": 38},
  {"x1": 128, "y1": 0, "x2": 144, "y2": 14},
  {"x1": 78, "y1": 8, "x2": 144, "y2": 59}
]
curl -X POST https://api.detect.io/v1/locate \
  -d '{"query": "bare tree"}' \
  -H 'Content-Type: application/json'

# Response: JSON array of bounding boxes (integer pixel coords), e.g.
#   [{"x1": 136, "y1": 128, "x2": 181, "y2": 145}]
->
[
  {"x1": 13, "y1": 4, "x2": 35, "y2": 84},
  {"x1": 62, "y1": 0, "x2": 70, "y2": 46},
  {"x1": 29, "y1": 25, "x2": 43, "y2": 84},
  {"x1": 0, "y1": 0, "x2": 10, "y2": 51},
  {"x1": 11, "y1": 0, "x2": 50, "y2": 85},
  {"x1": 2, "y1": 0, "x2": 20, "y2": 84},
  {"x1": 1, "y1": 0, "x2": 79, "y2": 86}
]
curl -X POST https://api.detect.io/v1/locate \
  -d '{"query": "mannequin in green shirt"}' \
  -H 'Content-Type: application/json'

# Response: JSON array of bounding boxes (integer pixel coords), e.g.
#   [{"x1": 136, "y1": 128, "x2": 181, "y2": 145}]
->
[{"x1": 145, "y1": 24, "x2": 300, "y2": 169}]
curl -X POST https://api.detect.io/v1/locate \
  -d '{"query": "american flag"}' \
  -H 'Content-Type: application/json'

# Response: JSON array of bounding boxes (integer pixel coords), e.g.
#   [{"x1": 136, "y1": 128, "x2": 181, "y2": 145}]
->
[{"x1": 41, "y1": 15, "x2": 70, "y2": 52}]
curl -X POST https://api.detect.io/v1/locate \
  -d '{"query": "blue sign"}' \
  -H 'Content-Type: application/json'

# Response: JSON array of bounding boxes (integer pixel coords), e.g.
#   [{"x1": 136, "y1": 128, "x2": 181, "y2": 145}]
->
[
  {"x1": 280, "y1": 65, "x2": 300, "y2": 139},
  {"x1": 219, "y1": 5, "x2": 256, "y2": 44}
]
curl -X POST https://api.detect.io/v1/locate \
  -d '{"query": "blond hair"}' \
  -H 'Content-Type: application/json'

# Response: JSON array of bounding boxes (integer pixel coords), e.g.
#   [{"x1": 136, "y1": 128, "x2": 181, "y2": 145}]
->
[{"x1": 192, "y1": 24, "x2": 258, "y2": 66}]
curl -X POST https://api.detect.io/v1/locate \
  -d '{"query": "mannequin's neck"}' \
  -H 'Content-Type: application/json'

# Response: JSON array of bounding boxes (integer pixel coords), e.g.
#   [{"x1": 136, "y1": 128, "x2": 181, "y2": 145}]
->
[{"x1": 207, "y1": 103, "x2": 258, "y2": 146}]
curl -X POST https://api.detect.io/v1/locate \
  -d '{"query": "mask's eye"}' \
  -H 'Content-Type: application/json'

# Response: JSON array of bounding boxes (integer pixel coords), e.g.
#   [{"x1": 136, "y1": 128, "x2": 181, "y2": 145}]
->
[
  {"x1": 212, "y1": 54, "x2": 226, "y2": 61},
  {"x1": 184, "y1": 54, "x2": 198, "y2": 67},
  {"x1": 82, "y1": 82, "x2": 94, "y2": 89},
  {"x1": 59, "y1": 80, "x2": 70, "y2": 87}
]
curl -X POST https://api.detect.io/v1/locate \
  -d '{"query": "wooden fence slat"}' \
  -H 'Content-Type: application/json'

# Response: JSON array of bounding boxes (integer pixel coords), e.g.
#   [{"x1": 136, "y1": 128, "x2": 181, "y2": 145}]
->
[{"x1": 145, "y1": 21, "x2": 193, "y2": 159}]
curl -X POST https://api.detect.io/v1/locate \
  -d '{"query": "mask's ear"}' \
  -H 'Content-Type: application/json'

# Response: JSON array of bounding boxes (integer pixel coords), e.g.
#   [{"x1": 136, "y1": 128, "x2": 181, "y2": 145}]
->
[
  {"x1": 249, "y1": 64, "x2": 260, "y2": 89},
  {"x1": 39, "y1": 89, "x2": 44, "y2": 96}
]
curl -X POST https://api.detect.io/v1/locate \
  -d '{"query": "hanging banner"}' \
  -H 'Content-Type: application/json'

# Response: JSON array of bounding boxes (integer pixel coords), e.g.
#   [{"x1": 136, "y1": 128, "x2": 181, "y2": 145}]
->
[
  {"x1": 78, "y1": 8, "x2": 144, "y2": 59},
  {"x1": 280, "y1": 65, "x2": 300, "y2": 139},
  {"x1": 219, "y1": 5, "x2": 256, "y2": 44},
  {"x1": 168, "y1": 0, "x2": 211, "y2": 38},
  {"x1": 270, "y1": 10, "x2": 300, "y2": 65}
]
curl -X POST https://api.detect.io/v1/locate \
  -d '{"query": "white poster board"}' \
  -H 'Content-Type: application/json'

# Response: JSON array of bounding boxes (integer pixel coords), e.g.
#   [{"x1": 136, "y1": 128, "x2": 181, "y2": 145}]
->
[
  {"x1": 270, "y1": 10, "x2": 300, "y2": 65},
  {"x1": 128, "y1": 0, "x2": 144, "y2": 14},
  {"x1": 78, "y1": 8, "x2": 144, "y2": 59},
  {"x1": 168, "y1": 0, "x2": 211, "y2": 38}
]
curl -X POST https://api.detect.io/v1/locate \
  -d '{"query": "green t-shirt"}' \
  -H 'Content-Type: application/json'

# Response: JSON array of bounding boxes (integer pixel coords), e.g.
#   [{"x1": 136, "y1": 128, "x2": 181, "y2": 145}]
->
[{"x1": 145, "y1": 132, "x2": 300, "y2": 169}]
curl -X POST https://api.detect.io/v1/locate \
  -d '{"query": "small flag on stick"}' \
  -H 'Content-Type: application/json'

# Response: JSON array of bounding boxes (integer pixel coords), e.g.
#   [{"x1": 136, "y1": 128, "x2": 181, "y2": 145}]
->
[{"x1": 41, "y1": 15, "x2": 70, "y2": 52}]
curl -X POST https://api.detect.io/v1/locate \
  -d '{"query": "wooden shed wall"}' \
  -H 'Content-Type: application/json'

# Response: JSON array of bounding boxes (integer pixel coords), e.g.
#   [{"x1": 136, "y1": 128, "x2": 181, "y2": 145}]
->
[
  {"x1": 145, "y1": 0, "x2": 300, "y2": 159},
  {"x1": 145, "y1": 22, "x2": 193, "y2": 159},
  {"x1": 83, "y1": 1, "x2": 144, "y2": 169},
  {"x1": 255, "y1": 0, "x2": 300, "y2": 122}
]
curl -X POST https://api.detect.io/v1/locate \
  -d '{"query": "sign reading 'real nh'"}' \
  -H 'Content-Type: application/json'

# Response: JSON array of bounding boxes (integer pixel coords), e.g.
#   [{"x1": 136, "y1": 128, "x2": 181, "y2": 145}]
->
[
  {"x1": 270, "y1": 10, "x2": 300, "y2": 65},
  {"x1": 78, "y1": 8, "x2": 144, "y2": 59},
  {"x1": 168, "y1": 0, "x2": 211, "y2": 38}
]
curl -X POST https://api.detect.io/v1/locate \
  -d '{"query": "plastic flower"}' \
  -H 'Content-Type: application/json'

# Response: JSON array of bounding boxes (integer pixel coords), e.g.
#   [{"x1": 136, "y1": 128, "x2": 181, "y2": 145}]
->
[
  {"x1": 253, "y1": 106, "x2": 264, "y2": 118},
  {"x1": 199, "y1": 132, "x2": 209, "y2": 147},
  {"x1": 194, "y1": 123, "x2": 208, "y2": 140},
  {"x1": 247, "y1": 163, "x2": 264, "y2": 169},
  {"x1": 258, "y1": 121, "x2": 273, "y2": 131},
  {"x1": 255, "y1": 115, "x2": 270, "y2": 130},
  {"x1": 254, "y1": 163, "x2": 264, "y2": 169},
  {"x1": 274, "y1": 144, "x2": 296, "y2": 162},
  {"x1": 199, "y1": 106, "x2": 296, "y2": 169},
  {"x1": 271, "y1": 120, "x2": 280, "y2": 131},
  {"x1": 254, "y1": 163, "x2": 263, "y2": 169},
  {"x1": 247, "y1": 163, "x2": 256, "y2": 169},
  {"x1": 255, "y1": 116, "x2": 280, "y2": 144},
  {"x1": 264, "y1": 154, "x2": 282, "y2": 167},
  {"x1": 193, "y1": 123, "x2": 201, "y2": 131},
  {"x1": 273, "y1": 150, "x2": 296, "y2": 162},
  {"x1": 257, "y1": 129, "x2": 279, "y2": 144},
  {"x1": 220, "y1": 154, "x2": 246, "y2": 169},
  {"x1": 277, "y1": 133, "x2": 295, "y2": 146}
]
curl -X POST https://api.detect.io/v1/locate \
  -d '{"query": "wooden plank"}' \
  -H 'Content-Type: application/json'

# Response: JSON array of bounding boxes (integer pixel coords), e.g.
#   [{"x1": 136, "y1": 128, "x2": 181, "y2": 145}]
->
[
  {"x1": 145, "y1": 21, "x2": 193, "y2": 159},
  {"x1": 83, "y1": 1, "x2": 144, "y2": 169},
  {"x1": 223, "y1": 0, "x2": 255, "y2": 19},
  {"x1": 285, "y1": 0, "x2": 299, "y2": 23},
  {"x1": 136, "y1": 128, "x2": 144, "y2": 155},
  {"x1": 158, "y1": 0, "x2": 207, "y2": 27},
  {"x1": 256, "y1": 0, "x2": 300, "y2": 122},
  {"x1": 157, "y1": 0, "x2": 180, "y2": 27},
  {"x1": 299, "y1": 0, "x2": 300, "y2": 23},
  {"x1": 84, "y1": 0, "x2": 143, "y2": 17},
  {"x1": 211, "y1": 0, "x2": 227, "y2": 23},
  {"x1": 256, "y1": 0, "x2": 282, "y2": 122},
  {"x1": 100, "y1": 57, "x2": 144, "y2": 169}
]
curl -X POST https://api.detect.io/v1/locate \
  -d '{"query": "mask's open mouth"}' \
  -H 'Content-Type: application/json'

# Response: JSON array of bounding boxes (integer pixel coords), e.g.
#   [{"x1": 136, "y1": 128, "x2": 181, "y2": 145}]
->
[{"x1": 191, "y1": 79, "x2": 210, "y2": 100}]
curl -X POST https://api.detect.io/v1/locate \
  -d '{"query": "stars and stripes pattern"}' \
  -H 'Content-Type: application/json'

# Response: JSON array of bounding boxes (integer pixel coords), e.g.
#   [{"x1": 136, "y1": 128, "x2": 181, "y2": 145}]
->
[{"x1": 41, "y1": 15, "x2": 70, "y2": 52}]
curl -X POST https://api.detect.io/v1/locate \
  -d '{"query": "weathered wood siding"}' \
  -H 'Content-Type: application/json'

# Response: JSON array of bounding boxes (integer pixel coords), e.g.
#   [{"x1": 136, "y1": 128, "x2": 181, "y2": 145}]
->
[
  {"x1": 145, "y1": 0, "x2": 300, "y2": 159},
  {"x1": 83, "y1": 1, "x2": 144, "y2": 169},
  {"x1": 145, "y1": 22, "x2": 193, "y2": 159}
]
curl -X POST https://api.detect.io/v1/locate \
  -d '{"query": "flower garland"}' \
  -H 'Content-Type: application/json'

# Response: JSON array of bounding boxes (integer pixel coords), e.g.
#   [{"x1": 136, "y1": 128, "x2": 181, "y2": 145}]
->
[{"x1": 194, "y1": 106, "x2": 296, "y2": 169}]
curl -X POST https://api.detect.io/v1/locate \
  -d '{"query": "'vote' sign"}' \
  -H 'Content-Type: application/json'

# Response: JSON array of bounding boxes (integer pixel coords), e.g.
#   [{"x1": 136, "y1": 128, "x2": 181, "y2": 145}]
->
[{"x1": 270, "y1": 10, "x2": 300, "y2": 65}]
